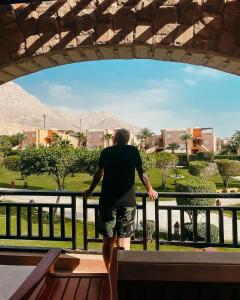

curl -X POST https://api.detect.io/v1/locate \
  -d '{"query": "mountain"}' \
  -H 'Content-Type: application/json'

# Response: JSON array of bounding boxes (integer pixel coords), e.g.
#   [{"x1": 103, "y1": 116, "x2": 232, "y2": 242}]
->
[{"x1": 0, "y1": 82, "x2": 140, "y2": 135}]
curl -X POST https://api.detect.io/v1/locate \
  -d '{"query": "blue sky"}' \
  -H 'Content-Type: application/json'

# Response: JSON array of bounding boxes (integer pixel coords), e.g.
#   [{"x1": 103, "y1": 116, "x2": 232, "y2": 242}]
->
[{"x1": 15, "y1": 59, "x2": 240, "y2": 138}]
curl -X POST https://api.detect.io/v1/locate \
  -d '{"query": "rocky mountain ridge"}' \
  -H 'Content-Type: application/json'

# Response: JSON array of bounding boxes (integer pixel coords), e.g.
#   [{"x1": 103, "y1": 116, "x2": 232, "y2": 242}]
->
[{"x1": 0, "y1": 82, "x2": 140, "y2": 135}]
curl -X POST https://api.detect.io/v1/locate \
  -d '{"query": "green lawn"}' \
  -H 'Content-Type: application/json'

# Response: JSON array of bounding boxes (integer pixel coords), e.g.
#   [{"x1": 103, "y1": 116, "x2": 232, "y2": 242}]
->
[{"x1": 1, "y1": 166, "x2": 240, "y2": 194}]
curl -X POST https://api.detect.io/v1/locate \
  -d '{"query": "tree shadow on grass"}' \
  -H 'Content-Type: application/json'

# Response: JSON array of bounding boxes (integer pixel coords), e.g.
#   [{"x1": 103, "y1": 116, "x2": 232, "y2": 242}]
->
[{"x1": 0, "y1": 182, "x2": 49, "y2": 190}]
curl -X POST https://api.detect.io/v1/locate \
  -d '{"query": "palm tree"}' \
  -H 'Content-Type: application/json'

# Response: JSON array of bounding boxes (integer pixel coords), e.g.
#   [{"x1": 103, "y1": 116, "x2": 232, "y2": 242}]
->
[
  {"x1": 232, "y1": 130, "x2": 240, "y2": 154},
  {"x1": 180, "y1": 133, "x2": 193, "y2": 165},
  {"x1": 51, "y1": 133, "x2": 61, "y2": 145},
  {"x1": 74, "y1": 132, "x2": 86, "y2": 147},
  {"x1": 137, "y1": 128, "x2": 154, "y2": 149},
  {"x1": 104, "y1": 133, "x2": 113, "y2": 147},
  {"x1": 167, "y1": 142, "x2": 180, "y2": 153}
]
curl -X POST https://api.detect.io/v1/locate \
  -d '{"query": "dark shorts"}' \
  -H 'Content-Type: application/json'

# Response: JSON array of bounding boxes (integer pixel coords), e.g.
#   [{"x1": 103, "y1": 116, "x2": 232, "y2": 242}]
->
[{"x1": 98, "y1": 206, "x2": 136, "y2": 238}]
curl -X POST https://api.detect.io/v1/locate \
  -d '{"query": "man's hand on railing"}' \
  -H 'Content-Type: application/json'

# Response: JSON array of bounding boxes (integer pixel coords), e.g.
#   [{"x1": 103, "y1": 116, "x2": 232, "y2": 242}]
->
[
  {"x1": 83, "y1": 189, "x2": 92, "y2": 200},
  {"x1": 148, "y1": 188, "x2": 158, "y2": 200}
]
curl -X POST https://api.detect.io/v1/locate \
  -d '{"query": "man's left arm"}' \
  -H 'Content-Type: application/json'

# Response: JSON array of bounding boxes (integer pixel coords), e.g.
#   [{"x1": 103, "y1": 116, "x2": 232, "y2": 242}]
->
[{"x1": 83, "y1": 167, "x2": 104, "y2": 199}]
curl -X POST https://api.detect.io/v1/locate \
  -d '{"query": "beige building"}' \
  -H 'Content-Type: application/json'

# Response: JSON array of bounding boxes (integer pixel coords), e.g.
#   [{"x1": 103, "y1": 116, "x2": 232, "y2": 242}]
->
[
  {"x1": 216, "y1": 137, "x2": 231, "y2": 153},
  {"x1": 21, "y1": 129, "x2": 79, "y2": 148},
  {"x1": 151, "y1": 127, "x2": 216, "y2": 153},
  {"x1": 86, "y1": 129, "x2": 139, "y2": 148}
]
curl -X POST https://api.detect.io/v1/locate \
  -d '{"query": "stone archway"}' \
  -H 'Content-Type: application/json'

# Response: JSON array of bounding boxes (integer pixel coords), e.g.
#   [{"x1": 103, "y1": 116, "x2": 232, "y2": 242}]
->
[{"x1": 0, "y1": 0, "x2": 240, "y2": 84}]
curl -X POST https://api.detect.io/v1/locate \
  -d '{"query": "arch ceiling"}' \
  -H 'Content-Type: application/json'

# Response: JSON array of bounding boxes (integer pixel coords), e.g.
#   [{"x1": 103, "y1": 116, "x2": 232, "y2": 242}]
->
[{"x1": 0, "y1": 0, "x2": 240, "y2": 84}]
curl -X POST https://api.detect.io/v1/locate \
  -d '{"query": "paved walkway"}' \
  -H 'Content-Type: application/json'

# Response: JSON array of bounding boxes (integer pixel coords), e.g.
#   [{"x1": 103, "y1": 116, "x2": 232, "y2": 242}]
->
[{"x1": 1, "y1": 191, "x2": 240, "y2": 241}]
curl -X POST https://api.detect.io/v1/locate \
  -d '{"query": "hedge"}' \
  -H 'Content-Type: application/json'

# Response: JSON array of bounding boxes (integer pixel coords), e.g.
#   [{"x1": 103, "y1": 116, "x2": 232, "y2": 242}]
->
[
  {"x1": 184, "y1": 222, "x2": 219, "y2": 243},
  {"x1": 189, "y1": 161, "x2": 208, "y2": 177},
  {"x1": 215, "y1": 155, "x2": 240, "y2": 161},
  {"x1": 4, "y1": 155, "x2": 21, "y2": 171},
  {"x1": 189, "y1": 161, "x2": 218, "y2": 178},
  {"x1": 176, "y1": 178, "x2": 216, "y2": 216},
  {"x1": 177, "y1": 153, "x2": 240, "y2": 166}
]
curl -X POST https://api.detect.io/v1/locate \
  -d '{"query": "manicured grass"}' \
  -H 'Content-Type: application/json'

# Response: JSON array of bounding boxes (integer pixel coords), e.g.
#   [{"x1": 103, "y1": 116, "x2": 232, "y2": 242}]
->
[{"x1": 1, "y1": 166, "x2": 240, "y2": 194}]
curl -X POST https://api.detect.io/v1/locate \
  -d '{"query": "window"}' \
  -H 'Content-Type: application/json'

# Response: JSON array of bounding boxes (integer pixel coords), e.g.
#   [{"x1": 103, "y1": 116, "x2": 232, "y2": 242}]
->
[
  {"x1": 204, "y1": 140, "x2": 210, "y2": 146},
  {"x1": 166, "y1": 133, "x2": 172, "y2": 139}
]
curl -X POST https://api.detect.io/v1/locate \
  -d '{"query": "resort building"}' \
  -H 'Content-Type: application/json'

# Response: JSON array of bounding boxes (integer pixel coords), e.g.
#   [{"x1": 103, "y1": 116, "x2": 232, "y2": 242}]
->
[
  {"x1": 21, "y1": 129, "x2": 79, "y2": 148},
  {"x1": 151, "y1": 127, "x2": 217, "y2": 153},
  {"x1": 86, "y1": 129, "x2": 139, "y2": 148}
]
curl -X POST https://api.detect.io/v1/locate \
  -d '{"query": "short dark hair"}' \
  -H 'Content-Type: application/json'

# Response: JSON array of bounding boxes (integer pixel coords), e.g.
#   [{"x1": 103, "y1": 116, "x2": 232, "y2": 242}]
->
[{"x1": 114, "y1": 129, "x2": 130, "y2": 145}]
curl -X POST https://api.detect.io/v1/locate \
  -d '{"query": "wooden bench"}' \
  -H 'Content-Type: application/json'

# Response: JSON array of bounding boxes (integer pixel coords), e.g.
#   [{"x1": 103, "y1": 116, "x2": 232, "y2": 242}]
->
[
  {"x1": 6, "y1": 249, "x2": 110, "y2": 300},
  {"x1": 110, "y1": 249, "x2": 240, "y2": 300}
]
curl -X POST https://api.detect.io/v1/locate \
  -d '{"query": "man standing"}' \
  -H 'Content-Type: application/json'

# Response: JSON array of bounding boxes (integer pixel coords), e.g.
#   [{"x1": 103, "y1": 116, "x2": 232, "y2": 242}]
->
[{"x1": 83, "y1": 129, "x2": 158, "y2": 270}]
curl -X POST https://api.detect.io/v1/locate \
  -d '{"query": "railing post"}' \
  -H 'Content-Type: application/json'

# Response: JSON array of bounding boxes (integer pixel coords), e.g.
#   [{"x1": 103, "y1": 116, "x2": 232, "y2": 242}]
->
[
  {"x1": 94, "y1": 207, "x2": 99, "y2": 239},
  {"x1": 155, "y1": 197, "x2": 160, "y2": 251},
  {"x1": 142, "y1": 195, "x2": 147, "y2": 250},
  {"x1": 167, "y1": 209, "x2": 172, "y2": 241},
  {"x1": 192, "y1": 209, "x2": 198, "y2": 243},
  {"x1": 16, "y1": 206, "x2": 21, "y2": 238},
  {"x1": 83, "y1": 197, "x2": 88, "y2": 250},
  {"x1": 6, "y1": 205, "x2": 11, "y2": 237},
  {"x1": 232, "y1": 210, "x2": 238, "y2": 247},
  {"x1": 205, "y1": 209, "x2": 211, "y2": 244},
  {"x1": 218, "y1": 207, "x2": 224, "y2": 245},
  {"x1": 27, "y1": 205, "x2": 32, "y2": 238},
  {"x1": 180, "y1": 209, "x2": 185, "y2": 242},
  {"x1": 71, "y1": 196, "x2": 77, "y2": 250}
]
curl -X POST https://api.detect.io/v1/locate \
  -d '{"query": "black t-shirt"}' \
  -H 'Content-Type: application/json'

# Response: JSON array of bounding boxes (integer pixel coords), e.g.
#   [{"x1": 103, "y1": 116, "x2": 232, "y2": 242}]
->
[{"x1": 98, "y1": 145, "x2": 143, "y2": 208}]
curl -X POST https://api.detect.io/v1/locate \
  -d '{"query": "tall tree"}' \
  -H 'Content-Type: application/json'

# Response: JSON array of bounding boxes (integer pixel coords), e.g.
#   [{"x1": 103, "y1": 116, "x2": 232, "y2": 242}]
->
[
  {"x1": 180, "y1": 133, "x2": 193, "y2": 165},
  {"x1": 232, "y1": 130, "x2": 240, "y2": 155},
  {"x1": 74, "y1": 132, "x2": 86, "y2": 147},
  {"x1": 167, "y1": 142, "x2": 180, "y2": 153},
  {"x1": 156, "y1": 152, "x2": 178, "y2": 190}
]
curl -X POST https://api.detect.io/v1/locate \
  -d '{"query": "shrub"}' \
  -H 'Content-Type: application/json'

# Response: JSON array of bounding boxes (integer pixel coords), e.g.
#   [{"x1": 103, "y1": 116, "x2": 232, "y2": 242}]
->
[
  {"x1": 6, "y1": 150, "x2": 20, "y2": 157},
  {"x1": 140, "y1": 151, "x2": 156, "y2": 172},
  {"x1": 189, "y1": 161, "x2": 208, "y2": 177},
  {"x1": 197, "y1": 152, "x2": 215, "y2": 162},
  {"x1": 215, "y1": 155, "x2": 240, "y2": 161},
  {"x1": 176, "y1": 154, "x2": 198, "y2": 166},
  {"x1": 176, "y1": 178, "x2": 216, "y2": 219},
  {"x1": 215, "y1": 159, "x2": 240, "y2": 191},
  {"x1": 184, "y1": 222, "x2": 219, "y2": 243},
  {"x1": 4, "y1": 155, "x2": 20, "y2": 171},
  {"x1": 139, "y1": 220, "x2": 155, "y2": 242},
  {"x1": 189, "y1": 161, "x2": 218, "y2": 178}
]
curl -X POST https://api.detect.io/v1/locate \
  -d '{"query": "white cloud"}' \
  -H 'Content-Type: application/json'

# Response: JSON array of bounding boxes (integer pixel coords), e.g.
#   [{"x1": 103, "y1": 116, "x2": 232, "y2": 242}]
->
[
  {"x1": 183, "y1": 65, "x2": 222, "y2": 79},
  {"x1": 45, "y1": 82, "x2": 75, "y2": 100},
  {"x1": 33, "y1": 77, "x2": 237, "y2": 137},
  {"x1": 184, "y1": 78, "x2": 198, "y2": 86}
]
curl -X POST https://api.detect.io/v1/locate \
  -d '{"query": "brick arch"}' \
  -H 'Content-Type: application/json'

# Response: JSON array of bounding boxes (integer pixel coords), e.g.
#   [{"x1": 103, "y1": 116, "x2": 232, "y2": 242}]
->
[{"x1": 0, "y1": 0, "x2": 240, "y2": 84}]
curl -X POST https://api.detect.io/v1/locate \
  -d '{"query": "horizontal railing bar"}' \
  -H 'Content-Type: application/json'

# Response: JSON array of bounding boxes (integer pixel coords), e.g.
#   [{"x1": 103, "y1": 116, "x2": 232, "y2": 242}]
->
[
  {"x1": 87, "y1": 238, "x2": 144, "y2": 245},
  {"x1": 0, "y1": 236, "x2": 72, "y2": 241},
  {"x1": 0, "y1": 203, "x2": 72, "y2": 208},
  {"x1": 1, "y1": 189, "x2": 240, "y2": 198},
  {"x1": 158, "y1": 206, "x2": 240, "y2": 210},
  {"x1": 159, "y1": 241, "x2": 237, "y2": 248}
]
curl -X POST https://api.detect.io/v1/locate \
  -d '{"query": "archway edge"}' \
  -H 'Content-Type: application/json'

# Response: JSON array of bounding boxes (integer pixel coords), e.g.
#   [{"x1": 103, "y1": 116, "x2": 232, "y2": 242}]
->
[
  {"x1": 1, "y1": 0, "x2": 240, "y2": 83},
  {"x1": 0, "y1": 45, "x2": 239, "y2": 84}
]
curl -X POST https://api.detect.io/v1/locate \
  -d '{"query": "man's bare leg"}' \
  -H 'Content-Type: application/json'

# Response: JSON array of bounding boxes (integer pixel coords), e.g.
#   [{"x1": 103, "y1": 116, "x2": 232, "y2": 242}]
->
[
  {"x1": 117, "y1": 237, "x2": 131, "y2": 250},
  {"x1": 102, "y1": 237, "x2": 116, "y2": 270}
]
